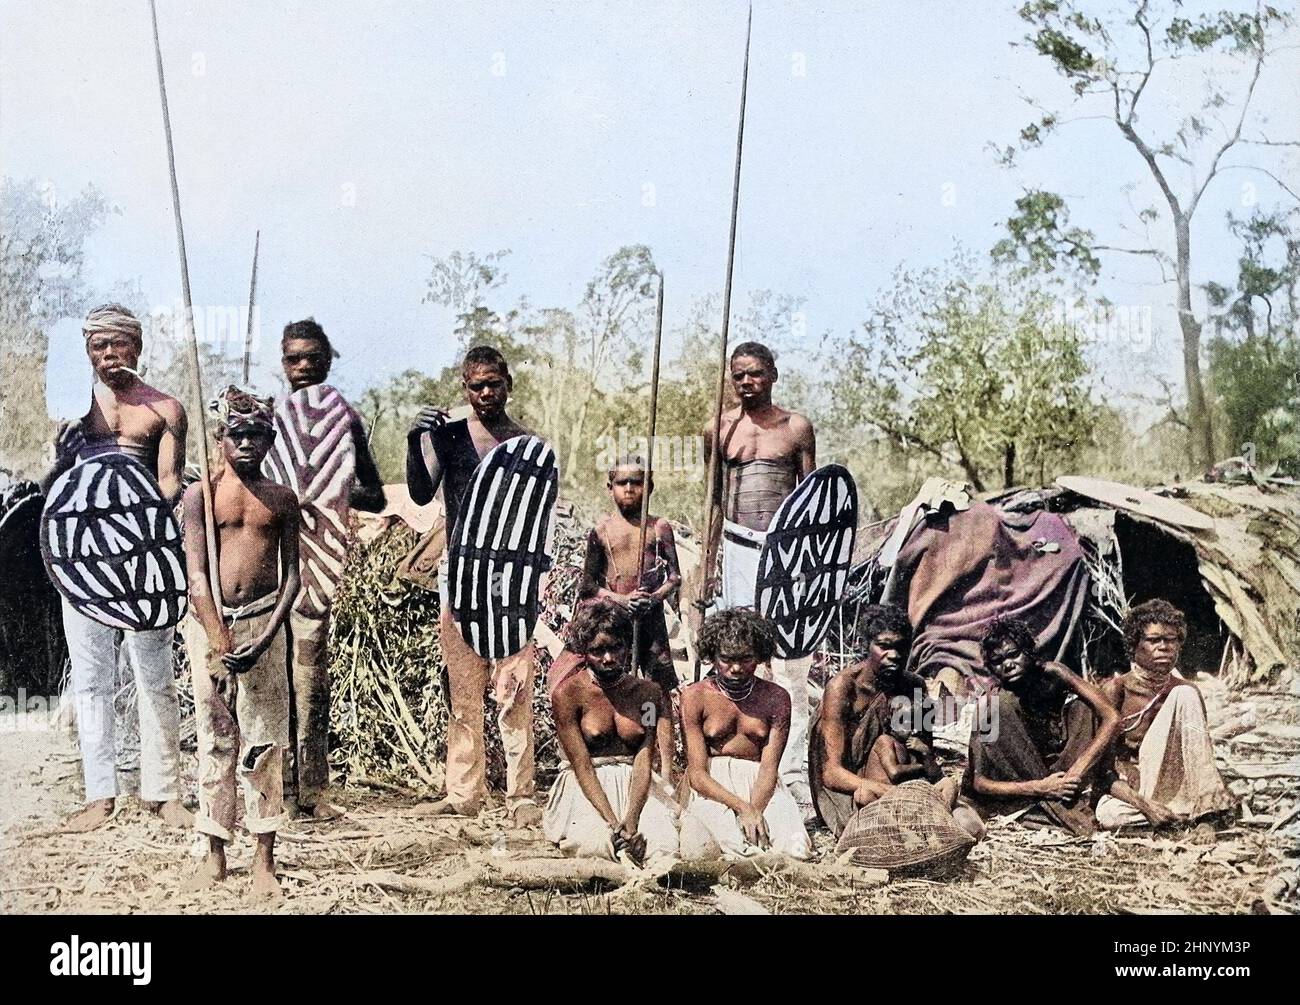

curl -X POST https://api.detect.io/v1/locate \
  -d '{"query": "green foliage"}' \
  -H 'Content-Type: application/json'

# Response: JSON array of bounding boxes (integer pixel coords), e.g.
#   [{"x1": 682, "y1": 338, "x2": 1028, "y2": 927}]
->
[
  {"x1": 820, "y1": 250, "x2": 1097, "y2": 497},
  {"x1": 1206, "y1": 207, "x2": 1299, "y2": 470},
  {"x1": 993, "y1": 190, "x2": 1101, "y2": 281},
  {"x1": 363, "y1": 247, "x2": 817, "y2": 531}
]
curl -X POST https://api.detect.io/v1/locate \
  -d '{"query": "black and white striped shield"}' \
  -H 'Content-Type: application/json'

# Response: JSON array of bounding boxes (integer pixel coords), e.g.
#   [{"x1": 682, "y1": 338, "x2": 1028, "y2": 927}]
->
[
  {"x1": 448, "y1": 435, "x2": 559, "y2": 659},
  {"x1": 40, "y1": 453, "x2": 188, "y2": 630},
  {"x1": 756, "y1": 464, "x2": 857, "y2": 659}
]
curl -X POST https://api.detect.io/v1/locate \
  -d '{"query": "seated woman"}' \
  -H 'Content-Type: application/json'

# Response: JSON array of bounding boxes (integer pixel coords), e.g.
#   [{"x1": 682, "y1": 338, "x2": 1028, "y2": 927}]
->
[
  {"x1": 678, "y1": 609, "x2": 812, "y2": 861},
  {"x1": 1094, "y1": 599, "x2": 1235, "y2": 829},
  {"x1": 543, "y1": 599, "x2": 679, "y2": 864},
  {"x1": 962, "y1": 617, "x2": 1120, "y2": 836}
]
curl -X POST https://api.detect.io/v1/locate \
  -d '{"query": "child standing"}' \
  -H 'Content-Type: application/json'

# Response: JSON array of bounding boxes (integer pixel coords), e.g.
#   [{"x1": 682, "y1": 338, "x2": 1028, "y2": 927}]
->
[
  {"x1": 180, "y1": 387, "x2": 301, "y2": 902},
  {"x1": 579, "y1": 455, "x2": 682, "y2": 778}
]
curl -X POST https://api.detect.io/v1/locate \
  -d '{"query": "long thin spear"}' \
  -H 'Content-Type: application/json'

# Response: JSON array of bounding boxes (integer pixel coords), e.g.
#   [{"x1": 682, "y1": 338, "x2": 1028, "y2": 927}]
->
[
  {"x1": 150, "y1": 0, "x2": 222, "y2": 608},
  {"x1": 697, "y1": 4, "x2": 752, "y2": 637},
  {"x1": 631, "y1": 272, "x2": 666, "y2": 678},
  {"x1": 241, "y1": 230, "x2": 260, "y2": 385}
]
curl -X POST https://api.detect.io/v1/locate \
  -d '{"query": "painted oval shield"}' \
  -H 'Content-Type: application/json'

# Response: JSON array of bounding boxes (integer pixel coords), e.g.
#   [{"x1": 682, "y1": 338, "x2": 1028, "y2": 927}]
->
[
  {"x1": 448, "y1": 435, "x2": 559, "y2": 659},
  {"x1": 756, "y1": 464, "x2": 858, "y2": 659},
  {"x1": 40, "y1": 453, "x2": 188, "y2": 631}
]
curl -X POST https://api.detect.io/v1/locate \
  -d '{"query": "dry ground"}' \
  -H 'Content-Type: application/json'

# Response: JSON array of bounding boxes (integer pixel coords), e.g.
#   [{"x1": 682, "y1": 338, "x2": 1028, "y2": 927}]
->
[{"x1": 2, "y1": 678, "x2": 1297, "y2": 916}]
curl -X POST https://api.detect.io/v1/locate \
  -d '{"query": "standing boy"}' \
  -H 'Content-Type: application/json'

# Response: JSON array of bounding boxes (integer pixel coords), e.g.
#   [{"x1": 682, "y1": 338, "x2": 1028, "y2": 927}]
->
[
  {"x1": 579, "y1": 455, "x2": 682, "y2": 777},
  {"x1": 180, "y1": 387, "x2": 300, "y2": 902}
]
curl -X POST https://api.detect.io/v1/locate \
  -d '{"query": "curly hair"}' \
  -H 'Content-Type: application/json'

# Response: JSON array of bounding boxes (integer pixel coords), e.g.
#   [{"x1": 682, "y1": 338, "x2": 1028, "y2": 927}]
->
[
  {"x1": 979, "y1": 616, "x2": 1038, "y2": 664},
  {"x1": 729, "y1": 340, "x2": 776, "y2": 374},
  {"x1": 1122, "y1": 599, "x2": 1187, "y2": 655},
  {"x1": 462, "y1": 345, "x2": 512, "y2": 385},
  {"x1": 607, "y1": 454, "x2": 647, "y2": 483},
  {"x1": 857, "y1": 603, "x2": 912, "y2": 648},
  {"x1": 282, "y1": 317, "x2": 337, "y2": 357},
  {"x1": 696, "y1": 608, "x2": 778, "y2": 664},
  {"x1": 566, "y1": 598, "x2": 634, "y2": 655}
]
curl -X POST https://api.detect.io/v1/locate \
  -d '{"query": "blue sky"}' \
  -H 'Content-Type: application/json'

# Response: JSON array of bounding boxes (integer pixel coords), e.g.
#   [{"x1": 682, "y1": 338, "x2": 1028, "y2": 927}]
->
[{"x1": 4, "y1": 0, "x2": 1296, "y2": 418}]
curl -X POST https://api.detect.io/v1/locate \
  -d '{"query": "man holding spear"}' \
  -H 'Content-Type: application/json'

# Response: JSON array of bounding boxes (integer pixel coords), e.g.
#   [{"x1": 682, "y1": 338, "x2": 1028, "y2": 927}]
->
[
  {"x1": 699, "y1": 341, "x2": 818, "y2": 816},
  {"x1": 692, "y1": 6, "x2": 820, "y2": 820}
]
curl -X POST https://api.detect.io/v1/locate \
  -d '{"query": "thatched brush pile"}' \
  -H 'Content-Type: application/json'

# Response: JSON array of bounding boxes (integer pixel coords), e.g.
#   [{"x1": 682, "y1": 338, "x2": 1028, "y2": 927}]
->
[{"x1": 326, "y1": 511, "x2": 590, "y2": 794}]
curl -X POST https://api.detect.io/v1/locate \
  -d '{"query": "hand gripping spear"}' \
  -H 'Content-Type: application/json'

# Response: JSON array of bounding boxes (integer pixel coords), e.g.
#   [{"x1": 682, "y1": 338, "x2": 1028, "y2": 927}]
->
[
  {"x1": 696, "y1": 5, "x2": 752, "y2": 674},
  {"x1": 149, "y1": 0, "x2": 222, "y2": 609}
]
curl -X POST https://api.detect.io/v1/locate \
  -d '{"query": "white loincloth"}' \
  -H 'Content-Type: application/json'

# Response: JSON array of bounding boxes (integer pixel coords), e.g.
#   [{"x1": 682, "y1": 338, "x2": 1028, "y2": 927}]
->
[
  {"x1": 679, "y1": 755, "x2": 811, "y2": 861},
  {"x1": 543, "y1": 755, "x2": 679, "y2": 862},
  {"x1": 1095, "y1": 685, "x2": 1236, "y2": 828}
]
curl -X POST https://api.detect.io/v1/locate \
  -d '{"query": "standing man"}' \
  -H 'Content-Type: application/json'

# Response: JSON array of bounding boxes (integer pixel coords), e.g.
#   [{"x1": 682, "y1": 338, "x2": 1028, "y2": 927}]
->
[
  {"x1": 699, "y1": 341, "x2": 817, "y2": 817},
  {"x1": 405, "y1": 345, "x2": 544, "y2": 827},
  {"x1": 40, "y1": 304, "x2": 190, "y2": 832},
  {"x1": 277, "y1": 318, "x2": 385, "y2": 818}
]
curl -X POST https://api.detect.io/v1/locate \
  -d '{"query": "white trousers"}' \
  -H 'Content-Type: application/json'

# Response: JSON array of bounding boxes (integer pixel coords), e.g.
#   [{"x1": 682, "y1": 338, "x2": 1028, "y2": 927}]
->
[{"x1": 61, "y1": 599, "x2": 181, "y2": 803}]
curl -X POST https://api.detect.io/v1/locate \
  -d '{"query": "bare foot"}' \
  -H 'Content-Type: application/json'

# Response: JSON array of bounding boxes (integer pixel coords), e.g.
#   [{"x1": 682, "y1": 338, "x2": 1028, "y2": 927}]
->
[
  {"x1": 62, "y1": 799, "x2": 115, "y2": 833},
  {"x1": 934, "y1": 775, "x2": 961, "y2": 810},
  {"x1": 953, "y1": 805, "x2": 986, "y2": 842},
  {"x1": 248, "y1": 865, "x2": 283, "y2": 904},
  {"x1": 181, "y1": 847, "x2": 227, "y2": 892},
  {"x1": 300, "y1": 800, "x2": 344, "y2": 821},
  {"x1": 249, "y1": 835, "x2": 283, "y2": 904},
  {"x1": 413, "y1": 797, "x2": 479, "y2": 818},
  {"x1": 149, "y1": 799, "x2": 195, "y2": 829},
  {"x1": 511, "y1": 803, "x2": 543, "y2": 828}
]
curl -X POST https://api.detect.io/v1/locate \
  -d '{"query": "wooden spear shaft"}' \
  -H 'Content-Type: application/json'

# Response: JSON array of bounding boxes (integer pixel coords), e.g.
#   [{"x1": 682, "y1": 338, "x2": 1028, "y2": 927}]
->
[
  {"x1": 241, "y1": 229, "x2": 260, "y2": 385},
  {"x1": 631, "y1": 273, "x2": 665, "y2": 677},
  {"x1": 697, "y1": 5, "x2": 752, "y2": 632},
  {"x1": 150, "y1": 0, "x2": 222, "y2": 608}
]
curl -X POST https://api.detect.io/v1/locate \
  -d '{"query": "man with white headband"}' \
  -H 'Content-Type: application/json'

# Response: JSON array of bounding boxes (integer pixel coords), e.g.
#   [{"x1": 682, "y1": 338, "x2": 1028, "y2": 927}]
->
[{"x1": 41, "y1": 303, "x2": 191, "y2": 833}]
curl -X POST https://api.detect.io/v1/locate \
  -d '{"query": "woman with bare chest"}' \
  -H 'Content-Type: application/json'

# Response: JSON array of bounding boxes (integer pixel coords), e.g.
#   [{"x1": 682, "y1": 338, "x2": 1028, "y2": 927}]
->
[
  {"x1": 679, "y1": 609, "x2": 812, "y2": 860},
  {"x1": 543, "y1": 600, "x2": 679, "y2": 864}
]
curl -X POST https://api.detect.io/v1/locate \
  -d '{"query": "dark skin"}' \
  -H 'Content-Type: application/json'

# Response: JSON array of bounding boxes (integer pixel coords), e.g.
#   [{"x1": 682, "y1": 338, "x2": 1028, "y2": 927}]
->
[
  {"x1": 550, "y1": 629, "x2": 671, "y2": 864},
  {"x1": 280, "y1": 336, "x2": 386, "y2": 513},
  {"x1": 43, "y1": 333, "x2": 188, "y2": 503},
  {"x1": 181, "y1": 423, "x2": 300, "y2": 902},
  {"x1": 584, "y1": 467, "x2": 682, "y2": 616},
  {"x1": 817, "y1": 629, "x2": 926, "y2": 806},
  {"x1": 1100, "y1": 623, "x2": 1194, "y2": 827},
  {"x1": 681, "y1": 649, "x2": 789, "y2": 849},
  {"x1": 405, "y1": 361, "x2": 532, "y2": 505},
  {"x1": 580, "y1": 464, "x2": 682, "y2": 778},
  {"x1": 698, "y1": 353, "x2": 816, "y2": 605},
  {"x1": 49, "y1": 331, "x2": 190, "y2": 833},
  {"x1": 971, "y1": 639, "x2": 1119, "y2": 804}
]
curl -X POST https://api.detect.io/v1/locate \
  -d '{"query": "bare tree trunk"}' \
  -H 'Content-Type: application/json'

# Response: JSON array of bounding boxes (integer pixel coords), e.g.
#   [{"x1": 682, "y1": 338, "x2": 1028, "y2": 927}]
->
[
  {"x1": 1003, "y1": 441, "x2": 1016, "y2": 489},
  {"x1": 1175, "y1": 215, "x2": 1214, "y2": 467}
]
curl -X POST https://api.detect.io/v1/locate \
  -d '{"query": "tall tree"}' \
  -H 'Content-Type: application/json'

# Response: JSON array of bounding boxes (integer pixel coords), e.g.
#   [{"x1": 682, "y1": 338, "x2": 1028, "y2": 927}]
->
[
  {"x1": 0, "y1": 177, "x2": 108, "y2": 477},
  {"x1": 1206, "y1": 206, "x2": 1299, "y2": 468},
  {"x1": 993, "y1": 1, "x2": 1297, "y2": 467},
  {"x1": 827, "y1": 252, "x2": 1097, "y2": 492}
]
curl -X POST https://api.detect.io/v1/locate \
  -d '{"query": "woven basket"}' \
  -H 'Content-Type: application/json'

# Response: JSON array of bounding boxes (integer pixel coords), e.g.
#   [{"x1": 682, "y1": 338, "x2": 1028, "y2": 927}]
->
[{"x1": 833, "y1": 780, "x2": 976, "y2": 878}]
